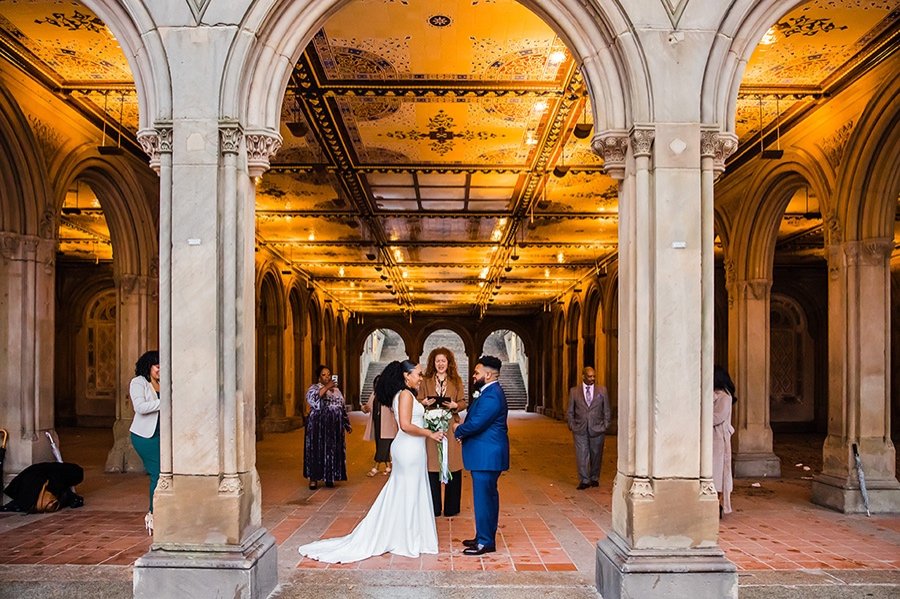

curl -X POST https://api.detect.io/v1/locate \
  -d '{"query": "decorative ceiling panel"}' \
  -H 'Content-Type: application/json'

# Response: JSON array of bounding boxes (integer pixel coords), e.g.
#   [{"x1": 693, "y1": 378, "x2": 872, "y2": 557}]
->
[
  {"x1": 0, "y1": 6, "x2": 130, "y2": 82},
  {"x1": 0, "y1": 1, "x2": 889, "y2": 315}
]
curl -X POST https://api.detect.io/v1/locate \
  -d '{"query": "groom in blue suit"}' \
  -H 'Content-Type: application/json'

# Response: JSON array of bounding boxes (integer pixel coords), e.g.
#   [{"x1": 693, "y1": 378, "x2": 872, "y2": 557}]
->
[{"x1": 453, "y1": 355, "x2": 509, "y2": 555}]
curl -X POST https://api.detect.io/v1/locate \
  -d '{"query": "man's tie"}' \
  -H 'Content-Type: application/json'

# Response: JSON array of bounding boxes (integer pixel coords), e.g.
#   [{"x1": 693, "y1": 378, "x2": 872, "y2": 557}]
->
[{"x1": 586, "y1": 386, "x2": 593, "y2": 406}]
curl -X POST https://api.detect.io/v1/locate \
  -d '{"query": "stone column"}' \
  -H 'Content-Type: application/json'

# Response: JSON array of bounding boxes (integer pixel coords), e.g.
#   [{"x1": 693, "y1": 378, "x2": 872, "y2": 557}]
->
[
  {"x1": 131, "y1": 120, "x2": 280, "y2": 598},
  {"x1": 0, "y1": 231, "x2": 56, "y2": 485},
  {"x1": 812, "y1": 239, "x2": 900, "y2": 512},
  {"x1": 728, "y1": 277, "x2": 782, "y2": 478},
  {"x1": 594, "y1": 127, "x2": 737, "y2": 599},
  {"x1": 105, "y1": 273, "x2": 158, "y2": 473}
]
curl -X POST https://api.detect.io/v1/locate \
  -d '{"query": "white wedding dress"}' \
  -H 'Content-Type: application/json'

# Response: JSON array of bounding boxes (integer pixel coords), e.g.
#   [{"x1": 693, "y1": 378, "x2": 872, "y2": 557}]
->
[{"x1": 298, "y1": 391, "x2": 438, "y2": 562}]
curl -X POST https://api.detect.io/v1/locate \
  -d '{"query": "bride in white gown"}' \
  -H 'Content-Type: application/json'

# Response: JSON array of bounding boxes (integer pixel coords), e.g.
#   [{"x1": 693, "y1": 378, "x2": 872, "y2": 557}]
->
[{"x1": 298, "y1": 360, "x2": 444, "y2": 563}]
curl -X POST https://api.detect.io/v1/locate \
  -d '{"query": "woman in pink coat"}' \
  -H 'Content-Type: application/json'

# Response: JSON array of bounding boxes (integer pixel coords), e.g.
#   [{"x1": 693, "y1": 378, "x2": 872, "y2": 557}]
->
[{"x1": 713, "y1": 365, "x2": 736, "y2": 517}]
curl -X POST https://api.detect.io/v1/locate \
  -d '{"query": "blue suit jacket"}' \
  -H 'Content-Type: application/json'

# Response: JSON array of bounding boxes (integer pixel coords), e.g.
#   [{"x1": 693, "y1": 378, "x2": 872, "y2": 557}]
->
[{"x1": 454, "y1": 382, "x2": 509, "y2": 472}]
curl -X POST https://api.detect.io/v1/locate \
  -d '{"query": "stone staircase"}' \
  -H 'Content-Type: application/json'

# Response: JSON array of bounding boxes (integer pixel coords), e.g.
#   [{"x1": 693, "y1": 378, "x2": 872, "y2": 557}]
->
[
  {"x1": 499, "y1": 362, "x2": 528, "y2": 410},
  {"x1": 360, "y1": 329, "x2": 529, "y2": 410}
]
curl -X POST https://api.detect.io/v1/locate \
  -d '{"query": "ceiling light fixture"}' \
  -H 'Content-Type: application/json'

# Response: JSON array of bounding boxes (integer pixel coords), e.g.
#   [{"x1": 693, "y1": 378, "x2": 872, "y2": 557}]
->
[
  {"x1": 97, "y1": 93, "x2": 125, "y2": 155},
  {"x1": 338, "y1": 266, "x2": 345, "y2": 277},
  {"x1": 573, "y1": 100, "x2": 593, "y2": 139},
  {"x1": 533, "y1": 100, "x2": 548, "y2": 113},
  {"x1": 548, "y1": 50, "x2": 566, "y2": 64},
  {"x1": 553, "y1": 146, "x2": 570, "y2": 178},
  {"x1": 759, "y1": 95, "x2": 784, "y2": 160}
]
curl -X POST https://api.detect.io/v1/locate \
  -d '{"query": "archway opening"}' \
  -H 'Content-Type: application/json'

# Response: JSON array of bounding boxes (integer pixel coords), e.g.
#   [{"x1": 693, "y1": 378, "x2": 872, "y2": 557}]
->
[
  {"x1": 54, "y1": 179, "x2": 116, "y2": 428},
  {"x1": 359, "y1": 328, "x2": 408, "y2": 401},
  {"x1": 481, "y1": 329, "x2": 528, "y2": 410}
]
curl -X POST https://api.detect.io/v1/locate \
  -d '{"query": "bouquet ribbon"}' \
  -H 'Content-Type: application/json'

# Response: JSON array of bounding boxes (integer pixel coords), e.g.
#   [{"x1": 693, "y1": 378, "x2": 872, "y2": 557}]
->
[{"x1": 439, "y1": 436, "x2": 451, "y2": 483}]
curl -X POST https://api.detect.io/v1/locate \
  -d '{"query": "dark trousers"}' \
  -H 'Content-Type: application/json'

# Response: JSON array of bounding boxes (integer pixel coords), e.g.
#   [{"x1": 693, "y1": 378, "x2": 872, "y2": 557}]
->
[
  {"x1": 428, "y1": 470, "x2": 462, "y2": 517},
  {"x1": 573, "y1": 432, "x2": 605, "y2": 484},
  {"x1": 470, "y1": 470, "x2": 501, "y2": 548}
]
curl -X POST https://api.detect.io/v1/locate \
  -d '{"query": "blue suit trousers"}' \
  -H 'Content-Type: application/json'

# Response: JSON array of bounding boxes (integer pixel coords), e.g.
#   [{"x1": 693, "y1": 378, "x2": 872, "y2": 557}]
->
[{"x1": 471, "y1": 470, "x2": 501, "y2": 547}]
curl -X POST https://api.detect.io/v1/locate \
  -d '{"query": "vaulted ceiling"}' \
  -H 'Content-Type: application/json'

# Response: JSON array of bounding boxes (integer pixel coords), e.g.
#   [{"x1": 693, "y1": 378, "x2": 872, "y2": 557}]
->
[{"x1": 0, "y1": 0, "x2": 895, "y2": 314}]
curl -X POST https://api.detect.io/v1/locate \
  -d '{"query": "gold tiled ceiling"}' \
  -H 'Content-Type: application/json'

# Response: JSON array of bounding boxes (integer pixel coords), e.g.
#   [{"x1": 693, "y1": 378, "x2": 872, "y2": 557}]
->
[{"x1": 0, "y1": 1, "x2": 892, "y2": 312}]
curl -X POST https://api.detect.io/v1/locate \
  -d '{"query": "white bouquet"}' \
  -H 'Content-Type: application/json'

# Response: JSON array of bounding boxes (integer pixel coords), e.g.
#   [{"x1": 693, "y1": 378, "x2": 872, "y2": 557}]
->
[{"x1": 423, "y1": 407, "x2": 453, "y2": 483}]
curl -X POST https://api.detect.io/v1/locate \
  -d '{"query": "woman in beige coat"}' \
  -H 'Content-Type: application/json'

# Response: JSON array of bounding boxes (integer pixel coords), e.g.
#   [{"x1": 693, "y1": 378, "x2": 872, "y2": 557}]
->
[
  {"x1": 362, "y1": 374, "x2": 398, "y2": 476},
  {"x1": 713, "y1": 365, "x2": 736, "y2": 517},
  {"x1": 419, "y1": 347, "x2": 467, "y2": 517}
]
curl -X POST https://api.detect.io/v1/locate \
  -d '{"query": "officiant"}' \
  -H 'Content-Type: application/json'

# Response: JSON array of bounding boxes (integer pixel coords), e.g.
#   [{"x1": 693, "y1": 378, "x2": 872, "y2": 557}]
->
[{"x1": 419, "y1": 347, "x2": 467, "y2": 517}]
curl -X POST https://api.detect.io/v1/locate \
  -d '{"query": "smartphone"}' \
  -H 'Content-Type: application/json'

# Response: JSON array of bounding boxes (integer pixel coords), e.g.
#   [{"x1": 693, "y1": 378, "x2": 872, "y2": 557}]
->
[{"x1": 331, "y1": 374, "x2": 339, "y2": 385}]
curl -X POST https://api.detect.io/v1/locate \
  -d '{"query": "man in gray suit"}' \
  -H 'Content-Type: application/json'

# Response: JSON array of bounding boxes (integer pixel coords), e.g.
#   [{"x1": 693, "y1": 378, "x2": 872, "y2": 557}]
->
[{"x1": 566, "y1": 366, "x2": 610, "y2": 490}]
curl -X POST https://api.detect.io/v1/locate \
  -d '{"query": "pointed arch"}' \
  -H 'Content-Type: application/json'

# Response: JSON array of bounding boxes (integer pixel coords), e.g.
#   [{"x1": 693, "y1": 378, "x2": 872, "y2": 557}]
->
[
  {"x1": 0, "y1": 84, "x2": 52, "y2": 235},
  {"x1": 221, "y1": 0, "x2": 647, "y2": 145},
  {"x1": 835, "y1": 76, "x2": 900, "y2": 241}
]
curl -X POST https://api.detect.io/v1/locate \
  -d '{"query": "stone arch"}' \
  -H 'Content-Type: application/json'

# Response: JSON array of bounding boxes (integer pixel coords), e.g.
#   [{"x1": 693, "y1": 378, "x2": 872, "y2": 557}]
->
[
  {"x1": 307, "y1": 294, "x2": 323, "y2": 369},
  {"x1": 257, "y1": 271, "x2": 285, "y2": 434},
  {"x1": 835, "y1": 76, "x2": 900, "y2": 241},
  {"x1": 287, "y1": 285, "x2": 306, "y2": 418},
  {"x1": 731, "y1": 163, "x2": 828, "y2": 281},
  {"x1": 0, "y1": 84, "x2": 52, "y2": 235},
  {"x1": 415, "y1": 321, "x2": 475, "y2": 364},
  {"x1": 769, "y1": 292, "x2": 816, "y2": 427},
  {"x1": 701, "y1": 0, "x2": 805, "y2": 132},
  {"x1": 55, "y1": 155, "x2": 158, "y2": 278},
  {"x1": 566, "y1": 300, "x2": 582, "y2": 389},
  {"x1": 80, "y1": 0, "x2": 171, "y2": 126},
  {"x1": 221, "y1": 0, "x2": 647, "y2": 139},
  {"x1": 351, "y1": 321, "x2": 413, "y2": 361}
]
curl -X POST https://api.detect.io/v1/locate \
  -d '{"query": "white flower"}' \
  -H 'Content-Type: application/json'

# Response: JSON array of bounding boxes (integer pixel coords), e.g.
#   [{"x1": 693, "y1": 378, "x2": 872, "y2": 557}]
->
[{"x1": 472, "y1": 390, "x2": 481, "y2": 399}]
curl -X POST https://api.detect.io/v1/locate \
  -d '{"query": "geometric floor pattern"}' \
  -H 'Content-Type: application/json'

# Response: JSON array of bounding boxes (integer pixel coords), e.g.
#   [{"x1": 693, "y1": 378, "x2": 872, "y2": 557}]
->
[{"x1": 1, "y1": 413, "x2": 898, "y2": 576}]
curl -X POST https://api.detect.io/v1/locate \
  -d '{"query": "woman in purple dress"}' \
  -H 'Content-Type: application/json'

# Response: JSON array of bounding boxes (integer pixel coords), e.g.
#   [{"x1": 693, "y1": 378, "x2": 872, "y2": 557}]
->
[{"x1": 304, "y1": 365, "x2": 351, "y2": 490}]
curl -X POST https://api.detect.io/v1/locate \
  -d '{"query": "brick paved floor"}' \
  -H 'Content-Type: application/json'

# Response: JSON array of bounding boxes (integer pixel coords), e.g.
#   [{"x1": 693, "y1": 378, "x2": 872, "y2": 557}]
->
[{"x1": 1, "y1": 412, "x2": 897, "y2": 579}]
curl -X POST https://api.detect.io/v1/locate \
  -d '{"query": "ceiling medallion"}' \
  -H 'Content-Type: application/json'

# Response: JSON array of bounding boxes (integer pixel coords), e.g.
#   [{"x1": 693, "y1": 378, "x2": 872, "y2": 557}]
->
[{"x1": 428, "y1": 14, "x2": 452, "y2": 28}]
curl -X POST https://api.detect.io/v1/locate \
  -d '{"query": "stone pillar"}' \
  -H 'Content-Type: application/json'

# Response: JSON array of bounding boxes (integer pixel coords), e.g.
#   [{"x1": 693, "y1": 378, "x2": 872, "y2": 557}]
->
[
  {"x1": 130, "y1": 120, "x2": 279, "y2": 598},
  {"x1": 0, "y1": 231, "x2": 56, "y2": 486},
  {"x1": 812, "y1": 239, "x2": 900, "y2": 512},
  {"x1": 106, "y1": 273, "x2": 158, "y2": 473},
  {"x1": 728, "y1": 277, "x2": 782, "y2": 478},
  {"x1": 593, "y1": 127, "x2": 737, "y2": 599}
]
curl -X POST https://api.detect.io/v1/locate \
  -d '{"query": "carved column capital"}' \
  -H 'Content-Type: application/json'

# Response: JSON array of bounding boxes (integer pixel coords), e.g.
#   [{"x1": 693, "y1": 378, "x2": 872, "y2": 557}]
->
[
  {"x1": 629, "y1": 125, "x2": 655, "y2": 158},
  {"x1": 844, "y1": 238, "x2": 892, "y2": 267},
  {"x1": 219, "y1": 121, "x2": 243, "y2": 155},
  {"x1": 245, "y1": 130, "x2": 282, "y2": 177},
  {"x1": 592, "y1": 130, "x2": 629, "y2": 180},
  {"x1": 629, "y1": 477, "x2": 654, "y2": 499},
  {"x1": 700, "y1": 129, "x2": 738, "y2": 179},
  {"x1": 136, "y1": 122, "x2": 173, "y2": 174},
  {"x1": 117, "y1": 274, "x2": 151, "y2": 298}
]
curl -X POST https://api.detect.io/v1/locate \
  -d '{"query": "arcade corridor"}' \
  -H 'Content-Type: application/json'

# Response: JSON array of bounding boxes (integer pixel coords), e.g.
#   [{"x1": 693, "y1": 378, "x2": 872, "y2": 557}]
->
[{"x1": 1, "y1": 413, "x2": 897, "y2": 597}]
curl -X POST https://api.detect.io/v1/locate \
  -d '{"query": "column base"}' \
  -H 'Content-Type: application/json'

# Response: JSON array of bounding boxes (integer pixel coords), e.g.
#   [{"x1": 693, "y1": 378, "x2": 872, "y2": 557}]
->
[
  {"x1": 260, "y1": 416, "x2": 303, "y2": 433},
  {"x1": 133, "y1": 530, "x2": 277, "y2": 599},
  {"x1": 811, "y1": 473, "x2": 900, "y2": 514},
  {"x1": 733, "y1": 451, "x2": 781, "y2": 478},
  {"x1": 596, "y1": 533, "x2": 737, "y2": 599},
  {"x1": 105, "y1": 419, "x2": 145, "y2": 473}
]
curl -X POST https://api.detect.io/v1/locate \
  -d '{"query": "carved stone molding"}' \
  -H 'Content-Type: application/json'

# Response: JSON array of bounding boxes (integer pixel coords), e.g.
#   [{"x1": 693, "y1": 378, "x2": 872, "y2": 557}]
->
[
  {"x1": 823, "y1": 212, "x2": 843, "y2": 245},
  {"x1": 844, "y1": 238, "x2": 892, "y2": 267},
  {"x1": 39, "y1": 208, "x2": 56, "y2": 240},
  {"x1": 117, "y1": 274, "x2": 152, "y2": 298},
  {"x1": 0, "y1": 233, "x2": 55, "y2": 267},
  {"x1": 245, "y1": 130, "x2": 283, "y2": 176},
  {"x1": 820, "y1": 120, "x2": 854, "y2": 172},
  {"x1": 136, "y1": 123, "x2": 173, "y2": 173},
  {"x1": 731, "y1": 279, "x2": 771, "y2": 301},
  {"x1": 700, "y1": 479, "x2": 717, "y2": 497},
  {"x1": 629, "y1": 126, "x2": 655, "y2": 158},
  {"x1": 701, "y1": 129, "x2": 738, "y2": 178},
  {"x1": 218, "y1": 474, "x2": 244, "y2": 495},
  {"x1": 0, "y1": 232, "x2": 21, "y2": 262},
  {"x1": 219, "y1": 121, "x2": 243, "y2": 155},
  {"x1": 156, "y1": 473, "x2": 173, "y2": 493},
  {"x1": 592, "y1": 130, "x2": 628, "y2": 180},
  {"x1": 629, "y1": 478, "x2": 654, "y2": 499}
]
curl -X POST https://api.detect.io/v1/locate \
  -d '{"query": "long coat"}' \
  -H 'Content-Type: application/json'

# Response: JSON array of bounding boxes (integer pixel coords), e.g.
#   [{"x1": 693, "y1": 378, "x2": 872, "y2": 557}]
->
[
  {"x1": 713, "y1": 389, "x2": 735, "y2": 514},
  {"x1": 419, "y1": 376, "x2": 467, "y2": 472},
  {"x1": 362, "y1": 391, "x2": 398, "y2": 441}
]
